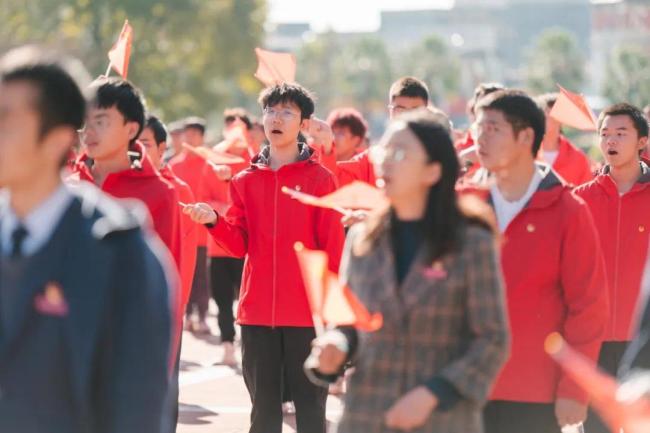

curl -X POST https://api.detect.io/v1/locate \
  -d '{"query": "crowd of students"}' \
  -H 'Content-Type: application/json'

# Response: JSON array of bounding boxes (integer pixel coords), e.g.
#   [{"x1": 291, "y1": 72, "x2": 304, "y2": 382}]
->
[{"x1": 2, "y1": 43, "x2": 650, "y2": 433}]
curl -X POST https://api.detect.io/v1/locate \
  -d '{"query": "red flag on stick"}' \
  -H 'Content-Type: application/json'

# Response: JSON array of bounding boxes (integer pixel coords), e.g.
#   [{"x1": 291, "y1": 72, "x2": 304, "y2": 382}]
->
[
  {"x1": 549, "y1": 85, "x2": 597, "y2": 131},
  {"x1": 282, "y1": 181, "x2": 389, "y2": 215},
  {"x1": 107, "y1": 20, "x2": 133, "y2": 79},
  {"x1": 254, "y1": 48, "x2": 297, "y2": 87},
  {"x1": 295, "y1": 242, "x2": 383, "y2": 333},
  {"x1": 545, "y1": 333, "x2": 650, "y2": 432},
  {"x1": 182, "y1": 143, "x2": 245, "y2": 165}
]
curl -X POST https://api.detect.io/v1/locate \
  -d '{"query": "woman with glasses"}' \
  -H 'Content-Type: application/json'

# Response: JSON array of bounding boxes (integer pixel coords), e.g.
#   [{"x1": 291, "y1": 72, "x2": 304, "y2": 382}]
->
[{"x1": 310, "y1": 109, "x2": 510, "y2": 433}]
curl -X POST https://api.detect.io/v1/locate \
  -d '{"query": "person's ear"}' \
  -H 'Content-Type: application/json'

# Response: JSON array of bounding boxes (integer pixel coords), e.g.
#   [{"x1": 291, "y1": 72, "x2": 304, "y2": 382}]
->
[
  {"x1": 517, "y1": 126, "x2": 535, "y2": 152},
  {"x1": 126, "y1": 121, "x2": 140, "y2": 141},
  {"x1": 300, "y1": 117, "x2": 310, "y2": 133},
  {"x1": 41, "y1": 126, "x2": 76, "y2": 166},
  {"x1": 638, "y1": 136, "x2": 648, "y2": 153}
]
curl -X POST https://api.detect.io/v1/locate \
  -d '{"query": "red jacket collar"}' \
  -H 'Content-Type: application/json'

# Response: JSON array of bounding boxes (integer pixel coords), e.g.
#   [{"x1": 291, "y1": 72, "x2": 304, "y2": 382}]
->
[
  {"x1": 460, "y1": 163, "x2": 566, "y2": 211},
  {"x1": 251, "y1": 142, "x2": 317, "y2": 170},
  {"x1": 73, "y1": 142, "x2": 160, "y2": 182},
  {"x1": 595, "y1": 161, "x2": 650, "y2": 194}
]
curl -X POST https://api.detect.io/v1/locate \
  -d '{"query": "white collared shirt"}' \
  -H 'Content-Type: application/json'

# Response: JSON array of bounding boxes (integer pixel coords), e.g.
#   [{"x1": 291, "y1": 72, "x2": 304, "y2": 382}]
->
[
  {"x1": 0, "y1": 184, "x2": 73, "y2": 256},
  {"x1": 490, "y1": 168, "x2": 544, "y2": 233}
]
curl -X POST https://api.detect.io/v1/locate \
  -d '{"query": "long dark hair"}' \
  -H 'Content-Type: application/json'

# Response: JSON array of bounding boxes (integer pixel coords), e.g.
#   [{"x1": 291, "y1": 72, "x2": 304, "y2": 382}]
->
[{"x1": 357, "y1": 109, "x2": 494, "y2": 262}]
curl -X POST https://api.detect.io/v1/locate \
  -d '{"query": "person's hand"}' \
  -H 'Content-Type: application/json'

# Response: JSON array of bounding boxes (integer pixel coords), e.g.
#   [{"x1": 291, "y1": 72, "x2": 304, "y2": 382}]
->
[
  {"x1": 210, "y1": 163, "x2": 233, "y2": 181},
  {"x1": 307, "y1": 116, "x2": 334, "y2": 155},
  {"x1": 182, "y1": 203, "x2": 218, "y2": 225},
  {"x1": 341, "y1": 210, "x2": 368, "y2": 227},
  {"x1": 310, "y1": 334, "x2": 348, "y2": 375},
  {"x1": 384, "y1": 386, "x2": 438, "y2": 431},
  {"x1": 555, "y1": 398, "x2": 587, "y2": 427}
]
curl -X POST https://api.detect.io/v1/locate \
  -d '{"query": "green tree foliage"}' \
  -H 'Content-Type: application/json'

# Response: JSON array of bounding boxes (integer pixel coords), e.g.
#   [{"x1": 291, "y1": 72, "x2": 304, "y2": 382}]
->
[
  {"x1": 526, "y1": 28, "x2": 585, "y2": 94},
  {"x1": 603, "y1": 46, "x2": 650, "y2": 108},
  {"x1": 0, "y1": 0, "x2": 267, "y2": 121},
  {"x1": 400, "y1": 34, "x2": 461, "y2": 106}
]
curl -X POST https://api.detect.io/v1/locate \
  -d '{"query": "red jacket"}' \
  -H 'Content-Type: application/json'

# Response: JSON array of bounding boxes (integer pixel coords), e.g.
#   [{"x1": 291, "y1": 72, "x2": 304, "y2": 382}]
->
[
  {"x1": 540, "y1": 135, "x2": 593, "y2": 187},
  {"x1": 160, "y1": 165, "x2": 198, "y2": 310},
  {"x1": 69, "y1": 147, "x2": 181, "y2": 271},
  {"x1": 320, "y1": 147, "x2": 377, "y2": 187},
  {"x1": 207, "y1": 145, "x2": 345, "y2": 327},
  {"x1": 574, "y1": 163, "x2": 650, "y2": 341},
  {"x1": 460, "y1": 166, "x2": 609, "y2": 404},
  {"x1": 205, "y1": 150, "x2": 251, "y2": 258},
  {"x1": 169, "y1": 150, "x2": 214, "y2": 247}
]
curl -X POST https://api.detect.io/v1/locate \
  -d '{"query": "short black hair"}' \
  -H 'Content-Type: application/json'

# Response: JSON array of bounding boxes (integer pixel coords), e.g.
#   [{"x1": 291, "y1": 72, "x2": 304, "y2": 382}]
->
[
  {"x1": 183, "y1": 116, "x2": 206, "y2": 135},
  {"x1": 258, "y1": 83, "x2": 315, "y2": 120},
  {"x1": 88, "y1": 77, "x2": 146, "y2": 146},
  {"x1": 0, "y1": 46, "x2": 86, "y2": 139},
  {"x1": 598, "y1": 103, "x2": 649, "y2": 139},
  {"x1": 145, "y1": 115, "x2": 168, "y2": 145},
  {"x1": 477, "y1": 89, "x2": 546, "y2": 156},
  {"x1": 468, "y1": 82, "x2": 505, "y2": 116},
  {"x1": 535, "y1": 92, "x2": 559, "y2": 111},
  {"x1": 224, "y1": 107, "x2": 252, "y2": 130},
  {"x1": 389, "y1": 77, "x2": 429, "y2": 104}
]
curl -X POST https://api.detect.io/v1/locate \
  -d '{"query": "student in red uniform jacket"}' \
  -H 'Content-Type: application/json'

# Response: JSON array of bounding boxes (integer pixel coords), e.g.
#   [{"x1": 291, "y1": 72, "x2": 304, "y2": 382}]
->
[
  {"x1": 169, "y1": 117, "x2": 214, "y2": 334},
  {"x1": 573, "y1": 103, "x2": 650, "y2": 433},
  {"x1": 536, "y1": 93, "x2": 593, "y2": 186},
  {"x1": 184, "y1": 83, "x2": 345, "y2": 433},
  {"x1": 326, "y1": 107, "x2": 368, "y2": 163},
  {"x1": 70, "y1": 78, "x2": 181, "y2": 273},
  {"x1": 465, "y1": 89, "x2": 609, "y2": 433},
  {"x1": 320, "y1": 77, "x2": 429, "y2": 187}
]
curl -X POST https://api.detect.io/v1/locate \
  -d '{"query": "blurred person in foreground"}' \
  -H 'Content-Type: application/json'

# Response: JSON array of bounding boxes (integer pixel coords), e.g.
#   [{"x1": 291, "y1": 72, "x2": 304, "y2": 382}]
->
[
  {"x1": 0, "y1": 46, "x2": 172, "y2": 433},
  {"x1": 311, "y1": 109, "x2": 510, "y2": 433}
]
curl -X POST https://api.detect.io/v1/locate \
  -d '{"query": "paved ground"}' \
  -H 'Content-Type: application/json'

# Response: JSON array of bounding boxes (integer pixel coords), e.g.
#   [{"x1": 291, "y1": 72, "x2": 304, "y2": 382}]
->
[{"x1": 177, "y1": 304, "x2": 344, "y2": 433}]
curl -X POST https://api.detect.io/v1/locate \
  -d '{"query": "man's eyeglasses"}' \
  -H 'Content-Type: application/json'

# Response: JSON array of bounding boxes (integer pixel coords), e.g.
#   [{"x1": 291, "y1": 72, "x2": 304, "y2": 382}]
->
[{"x1": 263, "y1": 108, "x2": 298, "y2": 121}]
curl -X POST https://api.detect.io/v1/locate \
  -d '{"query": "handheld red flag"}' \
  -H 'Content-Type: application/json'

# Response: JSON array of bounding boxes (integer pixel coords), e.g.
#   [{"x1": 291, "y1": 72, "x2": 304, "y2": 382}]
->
[
  {"x1": 282, "y1": 181, "x2": 389, "y2": 215},
  {"x1": 295, "y1": 242, "x2": 383, "y2": 333},
  {"x1": 107, "y1": 20, "x2": 133, "y2": 79},
  {"x1": 549, "y1": 85, "x2": 598, "y2": 131},
  {"x1": 254, "y1": 48, "x2": 297, "y2": 87},
  {"x1": 182, "y1": 143, "x2": 245, "y2": 165},
  {"x1": 545, "y1": 333, "x2": 650, "y2": 432}
]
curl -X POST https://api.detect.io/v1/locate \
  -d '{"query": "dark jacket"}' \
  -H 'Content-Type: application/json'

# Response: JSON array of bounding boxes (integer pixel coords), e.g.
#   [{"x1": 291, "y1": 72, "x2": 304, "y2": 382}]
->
[{"x1": 0, "y1": 183, "x2": 172, "y2": 433}]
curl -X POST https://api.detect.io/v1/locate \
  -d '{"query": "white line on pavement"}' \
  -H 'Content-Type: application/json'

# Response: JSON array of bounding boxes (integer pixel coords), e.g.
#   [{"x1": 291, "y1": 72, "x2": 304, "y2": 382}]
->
[{"x1": 179, "y1": 365, "x2": 238, "y2": 388}]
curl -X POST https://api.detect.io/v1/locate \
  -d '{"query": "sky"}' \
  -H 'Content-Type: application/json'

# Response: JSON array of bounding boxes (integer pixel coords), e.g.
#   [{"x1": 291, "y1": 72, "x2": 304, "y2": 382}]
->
[{"x1": 267, "y1": 0, "x2": 455, "y2": 33}]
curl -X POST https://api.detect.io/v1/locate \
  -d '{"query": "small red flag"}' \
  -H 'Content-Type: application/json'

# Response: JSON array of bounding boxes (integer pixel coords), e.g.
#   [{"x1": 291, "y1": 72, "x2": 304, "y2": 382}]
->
[
  {"x1": 282, "y1": 181, "x2": 389, "y2": 215},
  {"x1": 545, "y1": 333, "x2": 650, "y2": 432},
  {"x1": 107, "y1": 20, "x2": 133, "y2": 79},
  {"x1": 549, "y1": 85, "x2": 597, "y2": 131},
  {"x1": 254, "y1": 48, "x2": 297, "y2": 87},
  {"x1": 295, "y1": 242, "x2": 383, "y2": 332},
  {"x1": 181, "y1": 143, "x2": 245, "y2": 165}
]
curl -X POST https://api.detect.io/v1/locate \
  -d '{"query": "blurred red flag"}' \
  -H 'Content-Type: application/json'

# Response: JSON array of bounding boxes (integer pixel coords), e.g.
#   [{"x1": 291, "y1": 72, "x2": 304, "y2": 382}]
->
[
  {"x1": 549, "y1": 85, "x2": 597, "y2": 131},
  {"x1": 214, "y1": 119, "x2": 252, "y2": 155},
  {"x1": 107, "y1": 20, "x2": 133, "y2": 79},
  {"x1": 545, "y1": 333, "x2": 650, "y2": 432},
  {"x1": 282, "y1": 181, "x2": 389, "y2": 214},
  {"x1": 254, "y1": 48, "x2": 296, "y2": 87},
  {"x1": 295, "y1": 242, "x2": 383, "y2": 332},
  {"x1": 181, "y1": 143, "x2": 245, "y2": 165}
]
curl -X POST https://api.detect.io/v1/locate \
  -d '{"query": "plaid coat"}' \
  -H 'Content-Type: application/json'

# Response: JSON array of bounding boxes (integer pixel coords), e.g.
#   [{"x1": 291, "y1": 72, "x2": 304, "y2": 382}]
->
[{"x1": 336, "y1": 221, "x2": 510, "y2": 433}]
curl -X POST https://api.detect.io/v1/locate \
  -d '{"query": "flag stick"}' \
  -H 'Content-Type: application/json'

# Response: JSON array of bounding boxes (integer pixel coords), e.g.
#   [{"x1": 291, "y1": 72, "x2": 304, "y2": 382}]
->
[{"x1": 105, "y1": 62, "x2": 112, "y2": 77}]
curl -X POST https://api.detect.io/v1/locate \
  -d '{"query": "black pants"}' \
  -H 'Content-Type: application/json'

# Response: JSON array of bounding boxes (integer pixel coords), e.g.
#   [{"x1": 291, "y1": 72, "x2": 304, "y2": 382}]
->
[
  {"x1": 241, "y1": 325, "x2": 327, "y2": 433},
  {"x1": 484, "y1": 401, "x2": 561, "y2": 433},
  {"x1": 209, "y1": 257, "x2": 243, "y2": 343},
  {"x1": 584, "y1": 341, "x2": 629, "y2": 433},
  {"x1": 186, "y1": 247, "x2": 209, "y2": 320}
]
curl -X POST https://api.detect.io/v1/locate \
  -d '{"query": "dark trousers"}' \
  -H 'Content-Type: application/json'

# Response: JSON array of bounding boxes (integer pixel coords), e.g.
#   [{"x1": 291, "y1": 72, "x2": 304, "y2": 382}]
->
[
  {"x1": 584, "y1": 341, "x2": 629, "y2": 433},
  {"x1": 241, "y1": 325, "x2": 327, "y2": 433},
  {"x1": 186, "y1": 247, "x2": 209, "y2": 320},
  {"x1": 163, "y1": 334, "x2": 182, "y2": 433},
  {"x1": 209, "y1": 257, "x2": 243, "y2": 343},
  {"x1": 484, "y1": 401, "x2": 561, "y2": 433}
]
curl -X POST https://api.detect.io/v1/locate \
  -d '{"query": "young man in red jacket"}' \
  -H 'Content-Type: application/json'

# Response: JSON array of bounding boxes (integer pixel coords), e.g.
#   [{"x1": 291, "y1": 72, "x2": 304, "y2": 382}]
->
[
  {"x1": 536, "y1": 93, "x2": 594, "y2": 186},
  {"x1": 320, "y1": 77, "x2": 429, "y2": 187},
  {"x1": 169, "y1": 117, "x2": 214, "y2": 334},
  {"x1": 468, "y1": 89, "x2": 609, "y2": 433},
  {"x1": 70, "y1": 78, "x2": 181, "y2": 272},
  {"x1": 185, "y1": 83, "x2": 345, "y2": 433},
  {"x1": 573, "y1": 103, "x2": 650, "y2": 433},
  {"x1": 326, "y1": 107, "x2": 368, "y2": 164}
]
